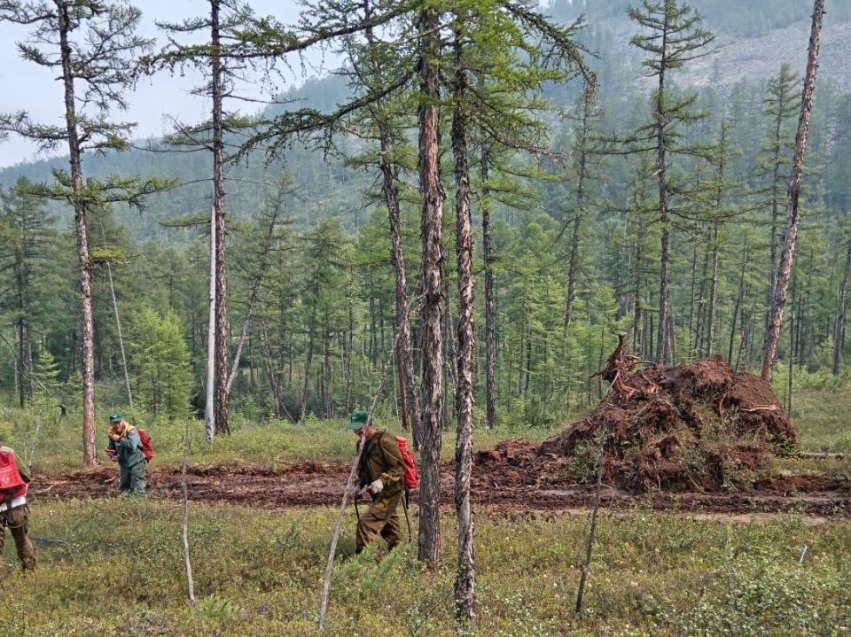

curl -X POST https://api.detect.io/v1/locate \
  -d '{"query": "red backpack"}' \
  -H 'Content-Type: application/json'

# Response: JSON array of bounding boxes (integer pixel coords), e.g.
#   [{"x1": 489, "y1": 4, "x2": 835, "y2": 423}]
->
[
  {"x1": 137, "y1": 428, "x2": 154, "y2": 463},
  {"x1": 395, "y1": 436, "x2": 419, "y2": 491},
  {"x1": 0, "y1": 449, "x2": 28, "y2": 499}
]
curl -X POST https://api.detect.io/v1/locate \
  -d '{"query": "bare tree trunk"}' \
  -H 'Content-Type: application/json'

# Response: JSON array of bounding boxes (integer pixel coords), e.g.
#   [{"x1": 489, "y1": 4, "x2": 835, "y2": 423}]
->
[
  {"x1": 300, "y1": 309, "x2": 316, "y2": 423},
  {"x1": 575, "y1": 425, "x2": 606, "y2": 615},
  {"x1": 762, "y1": 0, "x2": 824, "y2": 382},
  {"x1": 706, "y1": 225, "x2": 720, "y2": 357},
  {"x1": 443, "y1": 261, "x2": 457, "y2": 428},
  {"x1": 106, "y1": 260, "x2": 134, "y2": 415},
  {"x1": 417, "y1": 4, "x2": 445, "y2": 567},
  {"x1": 788, "y1": 303, "x2": 795, "y2": 416},
  {"x1": 59, "y1": 2, "x2": 97, "y2": 465},
  {"x1": 211, "y1": 0, "x2": 230, "y2": 435},
  {"x1": 688, "y1": 243, "x2": 699, "y2": 356},
  {"x1": 566, "y1": 84, "x2": 596, "y2": 340},
  {"x1": 481, "y1": 144, "x2": 497, "y2": 429},
  {"x1": 17, "y1": 316, "x2": 26, "y2": 409},
  {"x1": 833, "y1": 241, "x2": 851, "y2": 375},
  {"x1": 323, "y1": 318, "x2": 333, "y2": 420},
  {"x1": 181, "y1": 422, "x2": 196, "y2": 607},
  {"x1": 259, "y1": 319, "x2": 288, "y2": 420},
  {"x1": 205, "y1": 203, "x2": 216, "y2": 440},
  {"x1": 346, "y1": 275, "x2": 354, "y2": 413},
  {"x1": 451, "y1": 31, "x2": 476, "y2": 620},
  {"x1": 631, "y1": 221, "x2": 644, "y2": 354},
  {"x1": 729, "y1": 239, "x2": 748, "y2": 367}
]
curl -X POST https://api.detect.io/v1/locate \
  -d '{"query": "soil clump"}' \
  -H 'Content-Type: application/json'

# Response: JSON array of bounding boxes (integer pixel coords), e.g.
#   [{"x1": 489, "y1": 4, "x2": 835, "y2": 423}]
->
[{"x1": 477, "y1": 335, "x2": 798, "y2": 493}]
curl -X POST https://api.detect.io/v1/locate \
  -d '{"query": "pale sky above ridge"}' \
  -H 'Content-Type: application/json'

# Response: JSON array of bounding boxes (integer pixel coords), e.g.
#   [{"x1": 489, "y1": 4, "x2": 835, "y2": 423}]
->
[{"x1": 0, "y1": 0, "x2": 320, "y2": 169}]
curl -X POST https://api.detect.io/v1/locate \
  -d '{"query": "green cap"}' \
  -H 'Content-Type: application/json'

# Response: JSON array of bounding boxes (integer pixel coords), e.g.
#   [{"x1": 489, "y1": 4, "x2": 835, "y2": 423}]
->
[
  {"x1": 348, "y1": 410, "x2": 369, "y2": 429},
  {"x1": 109, "y1": 413, "x2": 123, "y2": 424}
]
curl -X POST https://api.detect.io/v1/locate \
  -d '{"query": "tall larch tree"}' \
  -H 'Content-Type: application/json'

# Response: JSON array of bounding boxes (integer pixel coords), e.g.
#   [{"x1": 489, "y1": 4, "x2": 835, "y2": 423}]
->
[
  {"x1": 0, "y1": 0, "x2": 171, "y2": 465},
  {"x1": 416, "y1": 0, "x2": 446, "y2": 567},
  {"x1": 142, "y1": 0, "x2": 268, "y2": 437},
  {"x1": 627, "y1": 0, "x2": 714, "y2": 363},
  {"x1": 449, "y1": 8, "x2": 476, "y2": 619}
]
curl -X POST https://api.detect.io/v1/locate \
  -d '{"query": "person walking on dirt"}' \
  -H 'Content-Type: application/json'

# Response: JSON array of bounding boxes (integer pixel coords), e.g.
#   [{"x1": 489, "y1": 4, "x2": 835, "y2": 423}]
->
[
  {"x1": 0, "y1": 439, "x2": 36, "y2": 572},
  {"x1": 349, "y1": 410, "x2": 406, "y2": 553},
  {"x1": 107, "y1": 413, "x2": 147, "y2": 497}
]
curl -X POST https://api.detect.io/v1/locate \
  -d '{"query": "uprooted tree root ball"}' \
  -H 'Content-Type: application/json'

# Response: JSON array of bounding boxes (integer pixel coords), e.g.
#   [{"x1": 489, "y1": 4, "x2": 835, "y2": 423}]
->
[{"x1": 478, "y1": 336, "x2": 798, "y2": 493}]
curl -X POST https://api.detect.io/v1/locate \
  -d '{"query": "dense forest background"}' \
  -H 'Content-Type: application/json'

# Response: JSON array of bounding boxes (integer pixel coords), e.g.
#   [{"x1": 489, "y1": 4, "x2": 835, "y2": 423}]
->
[{"x1": 1, "y1": 0, "x2": 849, "y2": 429}]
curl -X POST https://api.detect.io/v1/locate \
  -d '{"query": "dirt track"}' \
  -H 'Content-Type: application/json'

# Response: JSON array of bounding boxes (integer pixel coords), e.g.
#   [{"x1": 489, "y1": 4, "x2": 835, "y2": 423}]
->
[{"x1": 31, "y1": 460, "x2": 851, "y2": 520}]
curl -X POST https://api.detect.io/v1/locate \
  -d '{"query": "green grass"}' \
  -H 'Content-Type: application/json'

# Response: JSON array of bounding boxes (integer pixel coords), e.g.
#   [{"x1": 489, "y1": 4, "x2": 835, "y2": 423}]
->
[
  {"x1": 1, "y1": 387, "x2": 850, "y2": 635},
  {"x1": 0, "y1": 406, "x2": 572, "y2": 475},
  {"x1": 790, "y1": 389, "x2": 851, "y2": 452},
  {"x1": 2, "y1": 499, "x2": 849, "y2": 636}
]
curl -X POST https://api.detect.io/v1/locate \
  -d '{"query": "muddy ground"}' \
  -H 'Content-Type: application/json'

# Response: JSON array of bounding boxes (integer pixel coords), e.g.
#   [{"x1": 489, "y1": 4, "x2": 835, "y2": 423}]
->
[
  {"x1": 32, "y1": 455, "x2": 851, "y2": 520},
  {"x1": 30, "y1": 352, "x2": 851, "y2": 521}
]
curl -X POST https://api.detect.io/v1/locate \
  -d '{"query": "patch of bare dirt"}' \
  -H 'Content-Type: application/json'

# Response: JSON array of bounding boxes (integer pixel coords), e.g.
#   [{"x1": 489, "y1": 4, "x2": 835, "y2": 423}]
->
[{"x1": 30, "y1": 459, "x2": 851, "y2": 520}]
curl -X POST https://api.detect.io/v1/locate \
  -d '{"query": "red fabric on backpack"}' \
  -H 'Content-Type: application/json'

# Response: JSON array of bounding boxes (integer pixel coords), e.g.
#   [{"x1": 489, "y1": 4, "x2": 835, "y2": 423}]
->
[
  {"x1": 395, "y1": 436, "x2": 419, "y2": 491},
  {"x1": 137, "y1": 428, "x2": 154, "y2": 463},
  {"x1": 0, "y1": 450, "x2": 27, "y2": 499}
]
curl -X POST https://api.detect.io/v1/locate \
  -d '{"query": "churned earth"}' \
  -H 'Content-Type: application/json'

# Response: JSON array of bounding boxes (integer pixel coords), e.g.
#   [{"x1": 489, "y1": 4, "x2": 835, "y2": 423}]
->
[
  {"x1": 31, "y1": 456, "x2": 849, "y2": 520},
  {"x1": 31, "y1": 346, "x2": 851, "y2": 521}
]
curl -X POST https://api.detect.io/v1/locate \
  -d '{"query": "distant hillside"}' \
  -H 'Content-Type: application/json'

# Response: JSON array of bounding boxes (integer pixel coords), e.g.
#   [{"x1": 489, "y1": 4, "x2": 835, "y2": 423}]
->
[{"x1": 2, "y1": 3, "x2": 849, "y2": 241}]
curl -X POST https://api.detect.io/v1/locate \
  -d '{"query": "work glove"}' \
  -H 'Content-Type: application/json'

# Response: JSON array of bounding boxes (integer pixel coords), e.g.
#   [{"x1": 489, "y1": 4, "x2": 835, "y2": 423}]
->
[
  {"x1": 347, "y1": 485, "x2": 362, "y2": 499},
  {"x1": 368, "y1": 478, "x2": 384, "y2": 495}
]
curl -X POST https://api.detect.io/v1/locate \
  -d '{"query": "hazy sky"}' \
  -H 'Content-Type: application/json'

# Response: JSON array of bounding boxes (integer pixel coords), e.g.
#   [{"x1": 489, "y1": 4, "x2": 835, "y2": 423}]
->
[{"x1": 0, "y1": 0, "x2": 320, "y2": 168}]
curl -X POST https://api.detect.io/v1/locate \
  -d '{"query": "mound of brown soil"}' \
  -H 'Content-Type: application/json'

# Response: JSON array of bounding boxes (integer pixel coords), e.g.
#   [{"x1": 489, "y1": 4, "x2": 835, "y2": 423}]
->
[{"x1": 477, "y1": 337, "x2": 797, "y2": 494}]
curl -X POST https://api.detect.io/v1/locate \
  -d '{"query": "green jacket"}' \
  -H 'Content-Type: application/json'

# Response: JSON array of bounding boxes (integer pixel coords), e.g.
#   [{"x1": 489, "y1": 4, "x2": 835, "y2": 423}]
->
[
  {"x1": 108, "y1": 428, "x2": 145, "y2": 467},
  {"x1": 357, "y1": 431, "x2": 405, "y2": 498}
]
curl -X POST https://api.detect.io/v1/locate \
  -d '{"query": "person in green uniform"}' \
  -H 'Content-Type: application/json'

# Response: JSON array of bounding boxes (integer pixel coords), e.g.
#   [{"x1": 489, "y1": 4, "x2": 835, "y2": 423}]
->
[
  {"x1": 0, "y1": 438, "x2": 36, "y2": 572},
  {"x1": 107, "y1": 413, "x2": 147, "y2": 497},
  {"x1": 349, "y1": 410, "x2": 406, "y2": 553}
]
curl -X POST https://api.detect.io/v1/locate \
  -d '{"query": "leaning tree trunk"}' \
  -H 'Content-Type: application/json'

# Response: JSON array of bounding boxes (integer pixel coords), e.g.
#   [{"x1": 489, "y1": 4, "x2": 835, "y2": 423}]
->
[
  {"x1": 451, "y1": 31, "x2": 476, "y2": 620},
  {"x1": 833, "y1": 241, "x2": 851, "y2": 375},
  {"x1": 761, "y1": 0, "x2": 824, "y2": 382},
  {"x1": 58, "y1": 2, "x2": 97, "y2": 465},
  {"x1": 417, "y1": 4, "x2": 445, "y2": 567}
]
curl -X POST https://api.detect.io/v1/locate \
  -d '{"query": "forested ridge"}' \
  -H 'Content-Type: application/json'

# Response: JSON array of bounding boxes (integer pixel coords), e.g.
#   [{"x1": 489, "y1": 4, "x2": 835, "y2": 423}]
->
[{"x1": 0, "y1": 0, "x2": 849, "y2": 432}]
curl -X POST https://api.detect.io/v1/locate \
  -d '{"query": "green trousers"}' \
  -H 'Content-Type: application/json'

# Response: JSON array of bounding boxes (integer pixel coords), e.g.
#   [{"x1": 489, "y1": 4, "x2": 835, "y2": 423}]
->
[
  {"x1": 356, "y1": 489, "x2": 404, "y2": 553},
  {"x1": 0, "y1": 504, "x2": 36, "y2": 571},
  {"x1": 120, "y1": 461, "x2": 147, "y2": 496}
]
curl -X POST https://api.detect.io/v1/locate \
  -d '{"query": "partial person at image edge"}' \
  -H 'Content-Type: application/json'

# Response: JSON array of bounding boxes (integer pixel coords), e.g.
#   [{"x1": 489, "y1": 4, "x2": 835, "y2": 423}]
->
[{"x1": 0, "y1": 438, "x2": 36, "y2": 572}]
